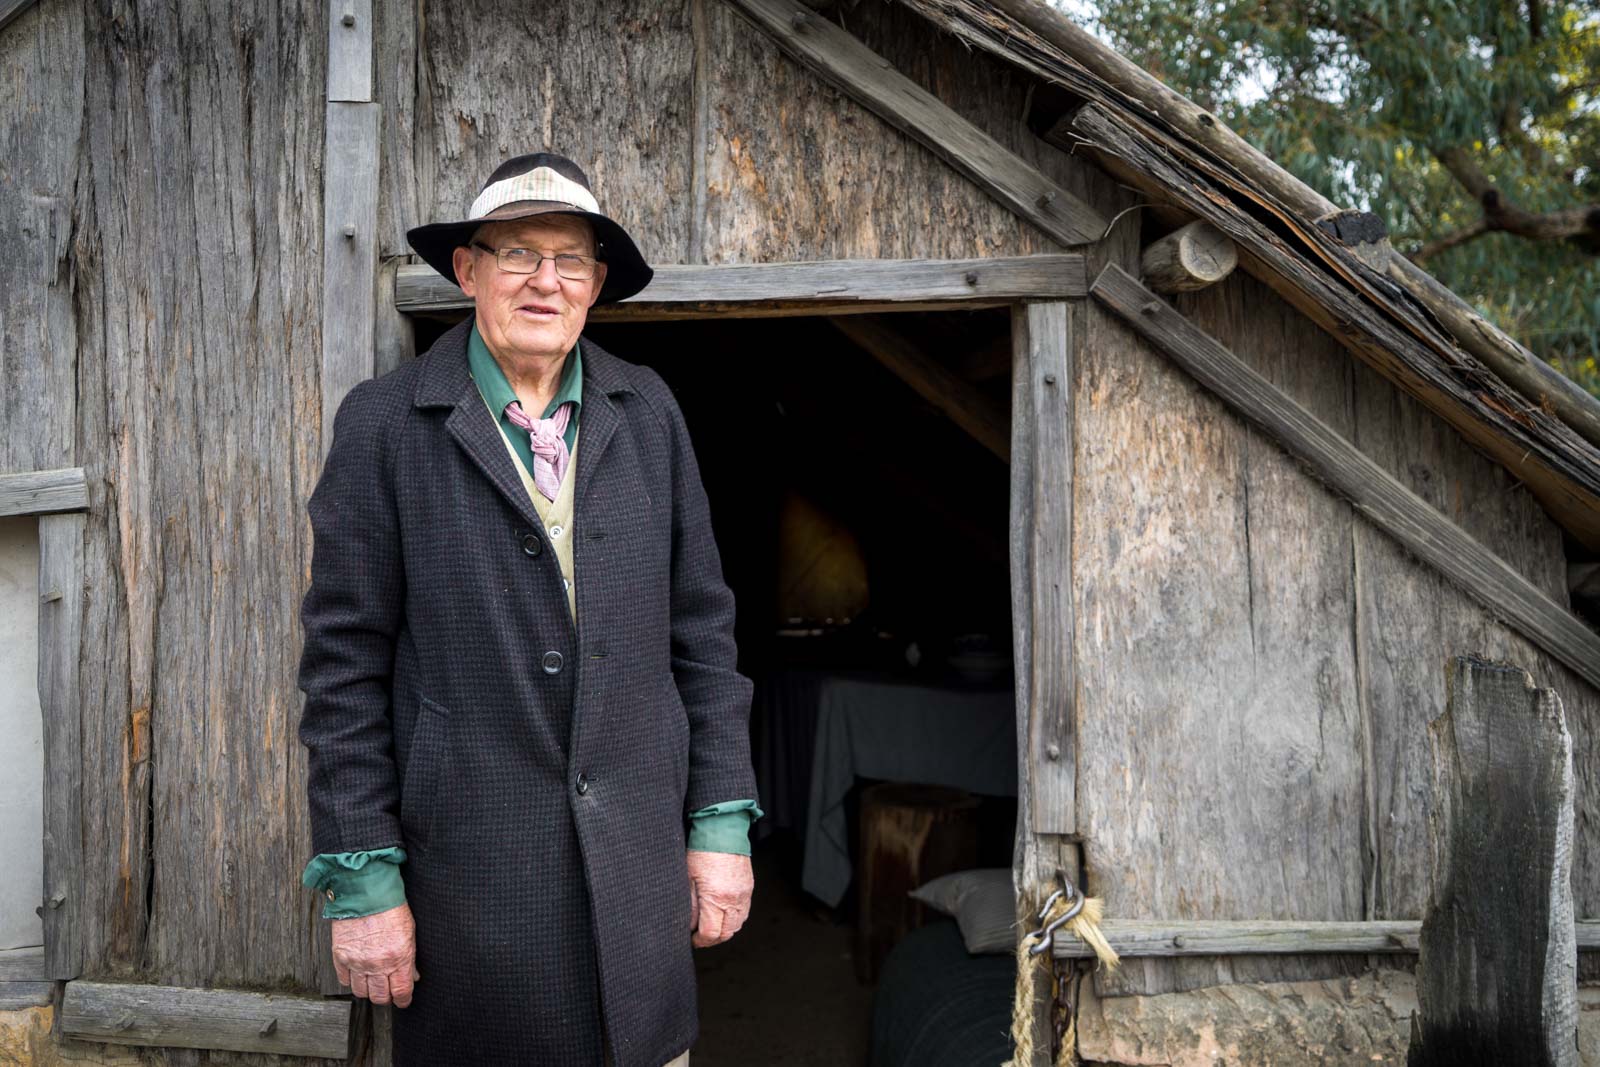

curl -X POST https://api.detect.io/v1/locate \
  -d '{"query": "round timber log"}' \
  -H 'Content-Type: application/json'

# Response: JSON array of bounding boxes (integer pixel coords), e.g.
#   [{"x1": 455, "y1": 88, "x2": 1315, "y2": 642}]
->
[
  {"x1": 1140, "y1": 220, "x2": 1238, "y2": 293},
  {"x1": 855, "y1": 783, "x2": 980, "y2": 983}
]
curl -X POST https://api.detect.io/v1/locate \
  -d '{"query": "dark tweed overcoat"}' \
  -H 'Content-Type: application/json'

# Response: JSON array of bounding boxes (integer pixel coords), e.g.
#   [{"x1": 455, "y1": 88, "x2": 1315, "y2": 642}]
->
[{"x1": 297, "y1": 319, "x2": 756, "y2": 1067}]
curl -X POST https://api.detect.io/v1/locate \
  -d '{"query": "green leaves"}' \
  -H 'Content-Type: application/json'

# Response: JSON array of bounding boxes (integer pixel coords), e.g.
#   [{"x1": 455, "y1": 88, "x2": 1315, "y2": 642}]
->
[{"x1": 1064, "y1": 0, "x2": 1600, "y2": 397}]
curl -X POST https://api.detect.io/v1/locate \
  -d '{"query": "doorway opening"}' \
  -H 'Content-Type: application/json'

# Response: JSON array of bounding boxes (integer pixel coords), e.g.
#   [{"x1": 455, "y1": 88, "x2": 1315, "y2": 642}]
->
[{"x1": 586, "y1": 311, "x2": 1021, "y2": 1067}]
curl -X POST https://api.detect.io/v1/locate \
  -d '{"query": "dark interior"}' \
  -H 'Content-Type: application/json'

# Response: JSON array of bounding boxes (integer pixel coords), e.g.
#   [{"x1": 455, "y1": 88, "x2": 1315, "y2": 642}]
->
[{"x1": 415, "y1": 310, "x2": 1022, "y2": 1065}]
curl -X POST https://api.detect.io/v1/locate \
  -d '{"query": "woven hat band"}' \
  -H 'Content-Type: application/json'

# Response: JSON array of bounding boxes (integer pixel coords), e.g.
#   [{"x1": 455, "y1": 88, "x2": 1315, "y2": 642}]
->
[{"x1": 470, "y1": 166, "x2": 600, "y2": 220}]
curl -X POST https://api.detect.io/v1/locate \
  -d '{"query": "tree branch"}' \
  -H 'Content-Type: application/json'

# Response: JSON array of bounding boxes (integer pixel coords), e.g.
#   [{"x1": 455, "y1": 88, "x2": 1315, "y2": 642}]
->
[{"x1": 1430, "y1": 145, "x2": 1600, "y2": 253}]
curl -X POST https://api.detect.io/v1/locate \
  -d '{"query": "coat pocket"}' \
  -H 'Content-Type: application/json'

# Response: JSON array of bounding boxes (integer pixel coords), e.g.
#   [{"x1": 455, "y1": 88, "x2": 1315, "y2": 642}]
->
[{"x1": 400, "y1": 694, "x2": 451, "y2": 852}]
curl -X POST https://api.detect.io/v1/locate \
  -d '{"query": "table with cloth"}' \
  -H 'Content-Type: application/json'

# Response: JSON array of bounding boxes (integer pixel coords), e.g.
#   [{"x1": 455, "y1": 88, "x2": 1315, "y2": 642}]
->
[{"x1": 750, "y1": 670, "x2": 1017, "y2": 906}]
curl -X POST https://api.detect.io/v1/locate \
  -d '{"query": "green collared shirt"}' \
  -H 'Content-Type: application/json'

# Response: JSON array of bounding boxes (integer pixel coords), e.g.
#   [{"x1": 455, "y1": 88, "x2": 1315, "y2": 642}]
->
[
  {"x1": 301, "y1": 326, "x2": 760, "y2": 920},
  {"x1": 466, "y1": 322, "x2": 584, "y2": 462}
]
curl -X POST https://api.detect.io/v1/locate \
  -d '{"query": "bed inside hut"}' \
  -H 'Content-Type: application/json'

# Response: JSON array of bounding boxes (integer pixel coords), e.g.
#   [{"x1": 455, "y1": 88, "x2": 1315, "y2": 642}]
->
[{"x1": 416, "y1": 309, "x2": 1023, "y2": 1065}]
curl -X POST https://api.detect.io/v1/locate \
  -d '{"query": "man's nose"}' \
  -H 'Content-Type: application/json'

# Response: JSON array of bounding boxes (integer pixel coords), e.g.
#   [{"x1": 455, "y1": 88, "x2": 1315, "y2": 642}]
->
[{"x1": 526, "y1": 257, "x2": 563, "y2": 292}]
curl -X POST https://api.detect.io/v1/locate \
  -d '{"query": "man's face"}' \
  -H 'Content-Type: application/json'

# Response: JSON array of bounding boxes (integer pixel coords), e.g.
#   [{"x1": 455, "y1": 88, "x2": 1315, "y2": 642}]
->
[{"x1": 452, "y1": 214, "x2": 609, "y2": 363}]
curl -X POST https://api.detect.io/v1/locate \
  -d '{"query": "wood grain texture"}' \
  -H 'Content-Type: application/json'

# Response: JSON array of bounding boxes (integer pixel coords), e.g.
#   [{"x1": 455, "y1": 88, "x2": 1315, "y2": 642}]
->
[
  {"x1": 700, "y1": 0, "x2": 1125, "y2": 263},
  {"x1": 325, "y1": 0, "x2": 371, "y2": 102},
  {"x1": 1077, "y1": 266, "x2": 1368, "y2": 998},
  {"x1": 828, "y1": 315, "x2": 1009, "y2": 459},
  {"x1": 400, "y1": 0, "x2": 696, "y2": 264},
  {"x1": 0, "y1": 468, "x2": 88, "y2": 517},
  {"x1": 0, "y1": 0, "x2": 41, "y2": 35},
  {"x1": 0, "y1": 946, "x2": 45, "y2": 982},
  {"x1": 1058, "y1": 920, "x2": 1593, "y2": 959},
  {"x1": 0, "y1": 0, "x2": 81, "y2": 474},
  {"x1": 1092, "y1": 264, "x2": 1600, "y2": 692},
  {"x1": 395, "y1": 254, "x2": 1089, "y2": 316},
  {"x1": 59, "y1": 980, "x2": 351, "y2": 1059},
  {"x1": 321, "y1": 101, "x2": 381, "y2": 456},
  {"x1": 1071, "y1": 105, "x2": 1600, "y2": 550},
  {"x1": 720, "y1": 0, "x2": 1106, "y2": 247},
  {"x1": 1410, "y1": 658, "x2": 1577, "y2": 1067},
  {"x1": 39, "y1": 512, "x2": 85, "y2": 981},
  {"x1": 72, "y1": 0, "x2": 335, "y2": 995}
]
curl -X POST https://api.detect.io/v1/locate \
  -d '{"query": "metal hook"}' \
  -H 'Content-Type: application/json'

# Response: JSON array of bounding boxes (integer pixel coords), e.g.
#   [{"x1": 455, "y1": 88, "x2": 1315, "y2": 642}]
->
[{"x1": 1028, "y1": 891, "x2": 1086, "y2": 956}]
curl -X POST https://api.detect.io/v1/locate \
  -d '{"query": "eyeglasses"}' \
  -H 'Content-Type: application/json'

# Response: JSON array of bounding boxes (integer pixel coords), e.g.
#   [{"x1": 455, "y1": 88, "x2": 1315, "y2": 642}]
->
[{"x1": 471, "y1": 242, "x2": 599, "y2": 280}]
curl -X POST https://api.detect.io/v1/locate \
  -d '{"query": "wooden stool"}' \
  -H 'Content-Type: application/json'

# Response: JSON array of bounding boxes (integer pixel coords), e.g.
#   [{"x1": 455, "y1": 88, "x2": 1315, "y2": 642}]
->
[{"x1": 855, "y1": 783, "x2": 980, "y2": 982}]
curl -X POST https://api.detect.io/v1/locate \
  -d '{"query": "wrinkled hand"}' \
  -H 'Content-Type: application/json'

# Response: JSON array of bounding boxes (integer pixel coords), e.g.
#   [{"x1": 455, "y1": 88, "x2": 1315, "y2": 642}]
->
[
  {"x1": 332, "y1": 903, "x2": 420, "y2": 1008},
  {"x1": 686, "y1": 851, "x2": 754, "y2": 949}
]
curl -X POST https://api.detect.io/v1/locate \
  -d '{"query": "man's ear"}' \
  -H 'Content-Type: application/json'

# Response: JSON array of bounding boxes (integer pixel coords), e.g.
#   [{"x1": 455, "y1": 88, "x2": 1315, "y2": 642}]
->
[
  {"x1": 585, "y1": 261, "x2": 608, "y2": 309},
  {"x1": 452, "y1": 245, "x2": 477, "y2": 297}
]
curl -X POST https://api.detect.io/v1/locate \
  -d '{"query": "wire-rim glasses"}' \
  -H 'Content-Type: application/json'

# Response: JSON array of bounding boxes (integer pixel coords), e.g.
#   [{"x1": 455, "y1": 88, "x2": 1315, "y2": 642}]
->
[{"x1": 472, "y1": 241, "x2": 598, "y2": 280}]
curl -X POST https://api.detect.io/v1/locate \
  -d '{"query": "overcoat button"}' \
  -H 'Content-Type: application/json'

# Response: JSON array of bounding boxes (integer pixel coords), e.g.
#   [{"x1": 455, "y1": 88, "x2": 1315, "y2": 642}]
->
[
  {"x1": 542, "y1": 650, "x2": 564, "y2": 674},
  {"x1": 576, "y1": 773, "x2": 589, "y2": 796},
  {"x1": 521, "y1": 533, "x2": 543, "y2": 556}
]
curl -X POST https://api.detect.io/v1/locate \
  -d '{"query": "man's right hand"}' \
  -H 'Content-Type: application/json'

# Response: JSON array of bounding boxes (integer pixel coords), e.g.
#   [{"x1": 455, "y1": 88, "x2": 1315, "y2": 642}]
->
[{"x1": 332, "y1": 903, "x2": 420, "y2": 1008}]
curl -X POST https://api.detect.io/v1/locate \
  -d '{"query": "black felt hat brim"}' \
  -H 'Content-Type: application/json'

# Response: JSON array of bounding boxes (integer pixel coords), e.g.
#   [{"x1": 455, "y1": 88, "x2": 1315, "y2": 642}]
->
[{"x1": 405, "y1": 205, "x2": 653, "y2": 306}]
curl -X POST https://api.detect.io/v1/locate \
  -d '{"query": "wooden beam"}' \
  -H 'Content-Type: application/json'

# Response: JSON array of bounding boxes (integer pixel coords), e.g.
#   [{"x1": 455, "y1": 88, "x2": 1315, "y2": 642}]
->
[
  {"x1": 908, "y1": 0, "x2": 1600, "y2": 453},
  {"x1": 0, "y1": 947, "x2": 50, "y2": 1010},
  {"x1": 721, "y1": 0, "x2": 1107, "y2": 247},
  {"x1": 60, "y1": 980, "x2": 352, "y2": 1059},
  {"x1": 319, "y1": 101, "x2": 380, "y2": 459},
  {"x1": 1073, "y1": 107, "x2": 1600, "y2": 550},
  {"x1": 0, "y1": 468, "x2": 87, "y2": 517},
  {"x1": 1053, "y1": 919, "x2": 1600, "y2": 959},
  {"x1": 395, "y1": 254, "x2": 1089, "y2": 318},
  {"x1": 1011, "y1": 302, "x2": 1075, "y2": 835},
  {"x1": 828, "y1": 316, "x2": 1009, "y2": 460},
  {"x1": 1140, "y1": 221, "x2": 1237, "y2": 293},
  {"x1": 1411, "y1": 657, "x2": 1577, "y2": 1066},
  {"x1": 0, "y1": 0, "x2": 41, "y2": 35},
  {"x1": 1091, "y1": 263, "x2": 1600, "y2": 692},
  {"x1": 38, "y1": 512, "x2": 84, "y2": 980},
  {"x1": 325, "y1": 0, "x2": 372, "y2": 103}
]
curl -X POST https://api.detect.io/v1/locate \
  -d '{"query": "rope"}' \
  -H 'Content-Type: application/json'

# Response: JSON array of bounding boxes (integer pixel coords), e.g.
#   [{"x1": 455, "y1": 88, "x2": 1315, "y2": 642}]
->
[{"x1": 1002, "y1": 894, "x2": 1119, "y2": 1067}]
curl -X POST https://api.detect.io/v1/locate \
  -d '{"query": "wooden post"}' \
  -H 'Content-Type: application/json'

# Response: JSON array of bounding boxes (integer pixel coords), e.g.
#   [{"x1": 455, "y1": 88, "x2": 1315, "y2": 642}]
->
[
  {"x1": 1408, "y1": 656, "x2": 1578, "y2": 1067},
  {"x1": 1139, "y1": 221, "x2": 1236, "y2": 293}
]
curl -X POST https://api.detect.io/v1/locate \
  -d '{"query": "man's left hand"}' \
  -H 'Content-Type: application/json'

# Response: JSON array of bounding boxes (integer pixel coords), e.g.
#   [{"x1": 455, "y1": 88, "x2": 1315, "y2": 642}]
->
[{"x1": 686, "y1": 850, "x2": 753, "y2": 948}]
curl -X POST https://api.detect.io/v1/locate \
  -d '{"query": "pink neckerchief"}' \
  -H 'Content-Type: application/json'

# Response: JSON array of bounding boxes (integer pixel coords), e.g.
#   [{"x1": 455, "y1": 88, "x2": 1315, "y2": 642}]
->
[{"x1": 503, "y1": 400, "x2": 572, "y2": 502}]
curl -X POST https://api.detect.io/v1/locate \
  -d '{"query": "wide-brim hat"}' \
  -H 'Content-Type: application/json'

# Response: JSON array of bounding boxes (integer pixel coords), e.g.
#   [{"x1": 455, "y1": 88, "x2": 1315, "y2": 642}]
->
[{"x1": 405, "y1": 152, "x2": 653, "y2": 306}]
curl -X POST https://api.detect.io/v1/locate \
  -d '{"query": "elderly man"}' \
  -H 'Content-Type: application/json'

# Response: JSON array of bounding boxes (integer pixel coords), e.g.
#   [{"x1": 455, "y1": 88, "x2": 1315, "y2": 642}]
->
[{"x1": 297, "y1": 152, "x2": 759, "y2": 1067}]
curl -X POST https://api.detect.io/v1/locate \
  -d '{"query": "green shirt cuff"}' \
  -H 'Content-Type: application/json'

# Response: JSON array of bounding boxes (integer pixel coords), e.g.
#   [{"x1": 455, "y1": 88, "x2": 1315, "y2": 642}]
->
[
  {"x1": 301, "y1": 848, "x2": 408, "y2": 920},
  {"x1": 686, "y1": 801, "x2": 763, "y2": 856}
]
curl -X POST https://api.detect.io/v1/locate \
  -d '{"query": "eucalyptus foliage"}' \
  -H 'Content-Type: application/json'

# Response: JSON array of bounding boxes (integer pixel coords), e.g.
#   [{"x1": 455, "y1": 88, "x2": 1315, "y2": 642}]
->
[{"x1": 1066, "y1": 0, "x2": 1600, "y2": 396}]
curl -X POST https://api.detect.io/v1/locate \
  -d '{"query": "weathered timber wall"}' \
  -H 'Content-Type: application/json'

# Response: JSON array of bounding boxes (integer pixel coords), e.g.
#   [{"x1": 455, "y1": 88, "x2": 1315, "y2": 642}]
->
[
  {"x1": 1074, "y1": 267, "x2": 1599, "y2": 997},
  {"x1": 0, "y1": 0, "x2": 339, "y2": 1020},
  {"x1": 372, "y1": 0, "x2": 1132, "y2": 268}
]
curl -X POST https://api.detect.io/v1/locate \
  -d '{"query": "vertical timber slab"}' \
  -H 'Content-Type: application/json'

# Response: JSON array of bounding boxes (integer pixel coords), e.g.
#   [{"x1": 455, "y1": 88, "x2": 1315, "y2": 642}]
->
[
  {"x1": 38, "y1": 511, "x2": 84, "y2": 980},
  {"x1": 321, "y1": 101, "x2": 381, "y2": 456},
  {"x1": 326, "y1": 0, "x2": 373, "y2": 103},
  {"x1": 1009, "y1": 300, "x2": 1081, "y2": 1066},
  {"x1": 1410, "y1": 657, "x2": 1577, "y2": 1067},
  {"x1": 1013, "y1": 302, "x2": 1075, "y2": 836}
]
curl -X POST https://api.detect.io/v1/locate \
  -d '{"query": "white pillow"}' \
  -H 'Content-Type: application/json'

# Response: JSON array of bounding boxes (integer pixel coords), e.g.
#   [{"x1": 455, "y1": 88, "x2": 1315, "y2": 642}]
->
[{"x1": 908, "y1": 868, "x2": 1017, "y2": 955}]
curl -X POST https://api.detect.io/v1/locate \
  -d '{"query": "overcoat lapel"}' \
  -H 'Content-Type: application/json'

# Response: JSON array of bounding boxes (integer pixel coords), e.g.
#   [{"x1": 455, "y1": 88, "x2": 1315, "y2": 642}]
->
[{"x1": 413, "y1": 320, "x2": 544, "y2": 532}]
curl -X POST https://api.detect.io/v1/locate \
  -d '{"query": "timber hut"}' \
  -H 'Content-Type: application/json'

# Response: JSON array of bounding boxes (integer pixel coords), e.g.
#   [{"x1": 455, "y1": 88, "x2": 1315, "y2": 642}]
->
[{"x1": 1, "y1": 0, "x2": 1597, "y2": 1063}]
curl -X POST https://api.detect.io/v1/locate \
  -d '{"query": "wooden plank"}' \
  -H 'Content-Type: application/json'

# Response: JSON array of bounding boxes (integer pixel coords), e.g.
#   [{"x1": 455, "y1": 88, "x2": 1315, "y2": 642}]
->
[
  {"x1": 0, "y1": 468, "x2": 87, "y2": 517},
  {"x1": 395, "y1": 255, "x2": 1088, "y2": 316},
  {"x1": 1091, "y1": 264, "x2": 1600, "y2": 692},
  {"x1": 1410, "y1": 657, "x2": 1577, "y2": 1066},
  {"x1": 1052, "y1": 920, "x2": 1600, "y2": 959},
  {"x1": 325, "y1": 0, "x2": 372, "y2": 103},
  {"x1": 1071, "y1": 105, "x2": 1600, "y2": 550},
  {"x1": 320, "y1": 101, "x2": 380, "y2": 458},
  {"x1": 38, "y1": 512, "x2": 83, "y2": 981},
  {"x1": 60, "y1": 979, "x2": 352, "y2": 1058},
  {"x1": 1013, "y1": 303, "x2": 1074, "y2": 836},
  {"x1": 0, "y1": 946, "x2": 44, "y2": 982},
  {"x1": 720, "y1": 0, "x2": 1107, "y2": 247},
  {"x1": 0, "y1": 983, "x2": 52, "y2": 1009},
  {"x1": 829, "y1": 316, "x2": 1009, "y2": 460},
  {"x1": 0, "y1": 0, "x2": 40, "y2": 35}
]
